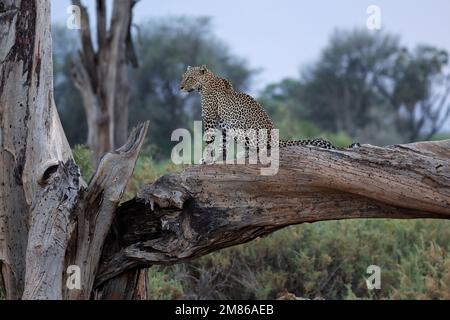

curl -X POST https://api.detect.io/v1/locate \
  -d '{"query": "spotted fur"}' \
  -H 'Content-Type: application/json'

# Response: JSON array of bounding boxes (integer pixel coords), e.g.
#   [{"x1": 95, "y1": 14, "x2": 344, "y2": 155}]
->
[{"x1": 180, "y1": 65, "x2": 358, "y2": 160}]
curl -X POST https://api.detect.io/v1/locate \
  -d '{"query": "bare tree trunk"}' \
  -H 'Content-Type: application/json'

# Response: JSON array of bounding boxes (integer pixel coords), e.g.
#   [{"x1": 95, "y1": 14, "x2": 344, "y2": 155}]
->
[
  {"x1": 0, "y1": 0, "x2": 146, "y2": 299},
  {"x1": 71, "y1": 0, "x2": 137, "y2": 164},
  {"x1": 0, "y1": 0, "x2": 74, "y2": 299}
]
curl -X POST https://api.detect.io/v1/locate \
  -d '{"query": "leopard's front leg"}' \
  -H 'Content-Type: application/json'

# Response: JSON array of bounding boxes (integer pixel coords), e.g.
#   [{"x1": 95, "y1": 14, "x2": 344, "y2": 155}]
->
[
  {"x1": 200, "y1": 127, "x2": 218, "y2": 164},
  {"x1": 199, "y1": 98, "x2": 227, "y2": 164}
]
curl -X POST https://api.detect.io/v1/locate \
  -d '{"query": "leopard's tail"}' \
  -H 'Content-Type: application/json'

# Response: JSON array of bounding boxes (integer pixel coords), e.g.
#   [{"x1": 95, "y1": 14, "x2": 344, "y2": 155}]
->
[{"x1": 279, "y1": 138, "x2": 360, "y2": 150}]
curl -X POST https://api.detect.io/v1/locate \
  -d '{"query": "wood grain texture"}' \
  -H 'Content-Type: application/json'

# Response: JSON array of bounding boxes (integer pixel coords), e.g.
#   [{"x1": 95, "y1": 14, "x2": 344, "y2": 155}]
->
[
  {"x1": 0, "y1": 0, "x2": 75, "y2": 299},
  {"x1": 65, "y1": 122, "x2": 148, "y2": 300},
  {"x1": 96, "y1": 140, "x2": 450, "y2": 286},
  {"x1": 0, "y1": 0, "x2": 146, "y2": 299}
]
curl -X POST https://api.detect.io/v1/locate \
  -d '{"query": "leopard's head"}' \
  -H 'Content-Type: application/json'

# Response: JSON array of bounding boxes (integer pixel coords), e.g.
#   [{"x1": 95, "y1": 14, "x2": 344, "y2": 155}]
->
[{"x1": 180, "y1": 65, "x2": 210, "y2": 92}]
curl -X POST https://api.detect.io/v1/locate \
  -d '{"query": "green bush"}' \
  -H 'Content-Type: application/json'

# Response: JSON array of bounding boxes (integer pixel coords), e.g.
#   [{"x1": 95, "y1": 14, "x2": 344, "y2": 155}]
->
[
  {"x1": 124, "y1": 156, "x2": 183, "y2": 201},
  {"x1": 72, "y1": 145, "x2": 95, "y2": 181},
  {"x1": 148, "y1": 267, "x2": 185, "y2": 300},
  {"x1": 149, "y1": 219, "x2": 450, "y2": 300}
]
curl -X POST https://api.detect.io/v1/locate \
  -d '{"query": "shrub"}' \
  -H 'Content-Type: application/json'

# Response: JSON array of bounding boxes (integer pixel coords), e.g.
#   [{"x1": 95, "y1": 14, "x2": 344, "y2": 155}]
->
[
  {"x1": 149, "y1": 219, "x2": 450, "y2": 300},
  {"x1": 72, "y1": 145, "x2": 94, "y2": 181}
]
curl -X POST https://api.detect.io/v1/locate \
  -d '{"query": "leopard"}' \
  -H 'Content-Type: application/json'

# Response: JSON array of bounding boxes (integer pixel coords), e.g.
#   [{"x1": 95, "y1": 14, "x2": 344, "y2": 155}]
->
[{"x1": 180, "y1": 65, "x2": 359, "y2": 163}]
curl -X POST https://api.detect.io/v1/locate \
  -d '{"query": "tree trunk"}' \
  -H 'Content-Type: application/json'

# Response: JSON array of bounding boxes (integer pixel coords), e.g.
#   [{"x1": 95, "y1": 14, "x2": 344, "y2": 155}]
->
[
  {"x1": 0, "y1": 0, "x2": 74, "y2": 299},
  {"x1": 71, "y1": 0, "x2": 137, "y2": 164},
  {"x1": 0, "y1": 0, "x2": 146, "y2": 299}
]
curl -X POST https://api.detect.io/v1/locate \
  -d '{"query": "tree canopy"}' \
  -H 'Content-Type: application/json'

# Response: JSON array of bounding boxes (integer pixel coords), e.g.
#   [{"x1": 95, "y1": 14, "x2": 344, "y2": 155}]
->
[
  {"x1": 54, "y1": 23, "x2": 450, "y2": 156},
  {"x1": 262, "y1": 29, "x2": 450, "y2": 145}
]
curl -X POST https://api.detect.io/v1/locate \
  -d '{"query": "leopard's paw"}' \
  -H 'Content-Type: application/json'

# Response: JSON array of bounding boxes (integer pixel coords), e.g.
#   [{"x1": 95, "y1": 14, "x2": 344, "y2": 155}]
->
[
  {"x1": 348, "y1": 142, "x2": 361, "y2": 148},
  {"x1": 199, "y1": 157, "x2": 216, "y2": 164}
]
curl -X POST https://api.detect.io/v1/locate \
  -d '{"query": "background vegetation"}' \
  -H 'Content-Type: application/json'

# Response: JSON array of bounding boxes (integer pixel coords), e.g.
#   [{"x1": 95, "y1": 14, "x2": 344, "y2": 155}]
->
[{"x1": 63, "y1": 16, "x2": 450, "y2": 300}]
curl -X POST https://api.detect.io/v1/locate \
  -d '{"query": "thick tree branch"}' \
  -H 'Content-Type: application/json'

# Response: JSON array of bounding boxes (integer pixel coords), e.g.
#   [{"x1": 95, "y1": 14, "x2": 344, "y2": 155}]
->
[
  {"x1": 95, "y1": 139, "x2": 450, "y2": 286},
  {"x1": 65, "y1": 121, "x2": 148, "y2": 300}
]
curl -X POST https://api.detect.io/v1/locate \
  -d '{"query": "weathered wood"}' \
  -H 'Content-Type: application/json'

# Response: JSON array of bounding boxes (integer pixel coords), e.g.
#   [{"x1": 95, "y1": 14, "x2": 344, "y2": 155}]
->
[
  {"x1": 22, "y1": 160, "x2": 80, "y2": 299},
  {"x1": 95, "y1": 268, "x2": 147, "y2": 300},
  {"x1": 65, "y1": 122, "x2": 148, "y2": 300},
  {"x1": 0, "y1": 0, "x2": 76, "y2": 299},
  {"x1": 95, "y1": 140, "x2": 450, "y2": 285},
  {"x1": 0, "y1": 0, "x2": 147, "y2": 300}
]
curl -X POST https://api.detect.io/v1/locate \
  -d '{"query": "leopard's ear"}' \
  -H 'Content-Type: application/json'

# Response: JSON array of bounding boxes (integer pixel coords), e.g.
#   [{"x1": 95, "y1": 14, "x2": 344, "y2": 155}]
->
[
  {"x1": 200, "y1": 64, "x2": 208, "y2": 74},
  {"x1": 187, "y1": 65, "x2": 192, "y2": 70}
]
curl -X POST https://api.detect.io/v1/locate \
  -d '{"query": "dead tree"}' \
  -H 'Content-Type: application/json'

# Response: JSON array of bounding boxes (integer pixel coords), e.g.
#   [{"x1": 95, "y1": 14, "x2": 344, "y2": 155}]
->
[
  {"x1": 71, "y1": 0, "x2": 138, "y2": 164},
  {"x1": 0, "y1": 0, "x2": 145, "y2": 299},
  {"x1": 95, "y1": 139, "x2": 450, "y2": 291},
  {"x1": 0, "y1": 0, "x2": 449, "y2": 300}
]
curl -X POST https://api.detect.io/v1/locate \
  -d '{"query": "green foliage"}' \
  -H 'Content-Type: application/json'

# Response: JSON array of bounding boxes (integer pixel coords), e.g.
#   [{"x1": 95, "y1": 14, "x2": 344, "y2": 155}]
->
[
  {"x1": 259, "y1": 79, "x2": 355, "y2": 146},
  {"x1": 391, "y1": 46, "x2": 448, "y2": 108},
  {"x1": 300, "y1": 29, "x2": 401, "y2": 142},
  {"x1": 124, "y1": 155, "x2": 183, "y2": 201},
  {"x1": 72, "y1": 145, "x2": 95, "y2": 181},
  {"x1": 430, "y1": 132, "x2": 450, "y2": 141},
  {"x1": 148, "y1": 267, "x2": 184, "y2": 300},
  {"x1": 259, "y1": 80, "x2": 321, "y2": 140},
  {"x1": 72, "y1": 145, "x2": 183, "y2": 200},
  {"x1": 150, "y1": 219, "x2": 450, "y2": 300},
  {"x1": 261, "y1": 29, "x2": 450, "y2": 145},
  {"x1": 322, "y1": 131, "x2": 353, "y2": 148}
]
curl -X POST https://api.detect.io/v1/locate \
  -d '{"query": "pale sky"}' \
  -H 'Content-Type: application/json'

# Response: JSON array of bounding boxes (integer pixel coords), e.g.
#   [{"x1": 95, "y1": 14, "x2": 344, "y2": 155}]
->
[{"x1": 52, "y1": 0, "x2": 450, "y2": 93}]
